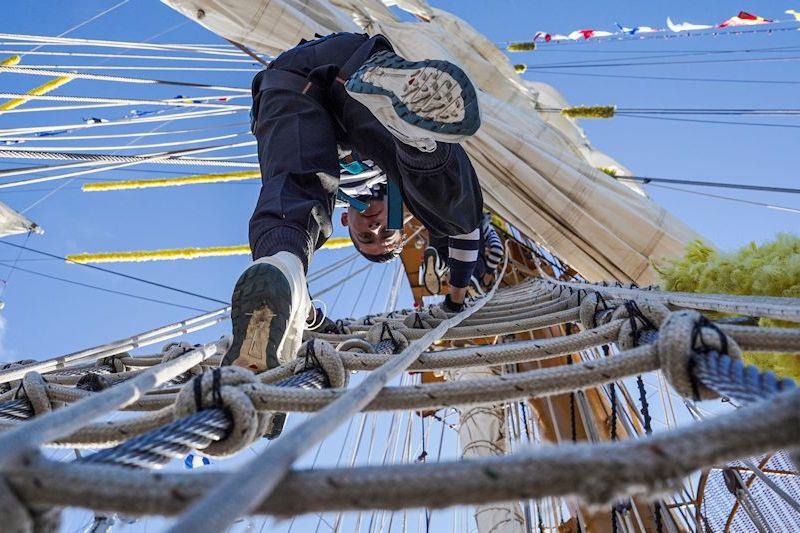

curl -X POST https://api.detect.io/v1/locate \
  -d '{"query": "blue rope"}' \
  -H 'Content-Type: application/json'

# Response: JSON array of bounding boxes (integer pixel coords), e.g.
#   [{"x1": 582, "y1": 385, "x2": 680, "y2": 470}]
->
[{"x1": 691, "y1": 350, "x2": 796, "y2": 404}]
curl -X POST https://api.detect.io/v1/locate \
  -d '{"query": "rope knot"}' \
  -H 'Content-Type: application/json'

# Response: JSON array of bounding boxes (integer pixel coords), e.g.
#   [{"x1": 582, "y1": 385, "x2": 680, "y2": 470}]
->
[
  {"x1": 578, "y1": 292, "x2": 624, "y2": 330},
  {"x1": 333, "y1": 319, "x2": 351, "y2": 335},
  {"x1": 656, "y1": 310, "x2": 742, "y2": 400},
  {"x1": 366, "y1": 322, "x2": 410, "y2": 354},
  {"x1": 174, "y1": 367, "x2": 269, "y2": 457},
  {"x1": 0, "y1": 359, "x2": 36, "y2": 394},
  {"x1": 613, "y1": 299, "x2": 670, "y2": 351},
  {"x1": 20, "y1": 372, "x2": 52, "y2": 417},
  {"x1": 294, "y1": 340, "x2": 348, "y2": 388},
  {"x1": 97, "y1": 353, "x2": 128, "y2": 373},
  {"x1": 161, "y1": 342, "x2": 204, "y2": 377},
  {"x1": 403, "y1": 311, "x2": 437, "y2": 330}
]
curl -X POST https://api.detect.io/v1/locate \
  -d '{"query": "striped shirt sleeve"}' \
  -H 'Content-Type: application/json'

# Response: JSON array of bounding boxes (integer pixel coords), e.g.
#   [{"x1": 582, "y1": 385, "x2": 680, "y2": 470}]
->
[
  {"x1": 482, "y1": 216, "x2": 504, "y2": 272},
  {"x1": 447, "y1": 228, "x2": 480, "y2": 288}
]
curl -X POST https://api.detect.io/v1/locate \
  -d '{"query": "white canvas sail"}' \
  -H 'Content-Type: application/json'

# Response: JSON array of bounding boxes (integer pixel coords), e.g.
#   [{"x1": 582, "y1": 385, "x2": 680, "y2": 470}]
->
[{"x1": 162, "y1": 0, "x2": 703, "y2": 285}]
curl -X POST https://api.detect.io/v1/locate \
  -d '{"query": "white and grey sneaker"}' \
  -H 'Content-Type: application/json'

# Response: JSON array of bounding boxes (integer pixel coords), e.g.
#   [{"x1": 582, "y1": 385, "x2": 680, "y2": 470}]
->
[
  {"x1": 466, "y1": 275, "x2": 486, "y2": 299},
  {"x1": 420, "y1": 246, "x2": 447, "y2": 295},
  {"x1": 223, "y1": 252, "x2": 310, "y2": 371},
  {"x1": 346, "y1": 50, "x2": 481, "y2": 152}
]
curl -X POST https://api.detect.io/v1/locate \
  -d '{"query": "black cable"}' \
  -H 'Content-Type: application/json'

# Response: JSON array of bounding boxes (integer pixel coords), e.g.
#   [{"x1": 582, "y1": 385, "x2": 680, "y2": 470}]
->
[
  {"x1": 615, "y1": 175, "x2": 800, "y2": 195},
  {"x1": 524, "y1": 54, "x2": 800, "y2": 70},
  {"x1": 0, "y1": 240, "x2": 229, "y2": 305},
  {"x1": 647, "y1": 183, "x2": 800, "y2": 214},
  {"x1": 497, "y1": 24, "x2": 800, "y2": 48},
  {"x1": 527, "y1": 69, "x2": 800, "y2": 86},
  {"x1": 615, "y1": 113, "x2": 800, "y2": 129},
  {"x1": 543, "y1": 107, "x2": 800, "y2": 116},
  {"x1": 520, "y1": 44, "x2": 800, "y2": 69},
  {"x1": 510, "y1": 45, "x2": 800, "y2": 55},
  {"x1": 0, "y1": 261, "x2": 210, "y2": 312}
]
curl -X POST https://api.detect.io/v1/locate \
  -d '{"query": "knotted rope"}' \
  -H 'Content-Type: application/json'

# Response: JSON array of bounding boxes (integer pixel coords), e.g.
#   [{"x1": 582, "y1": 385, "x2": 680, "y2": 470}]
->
[{"x1": 174, "y1": 367, "x2": 270, "y2": 457}]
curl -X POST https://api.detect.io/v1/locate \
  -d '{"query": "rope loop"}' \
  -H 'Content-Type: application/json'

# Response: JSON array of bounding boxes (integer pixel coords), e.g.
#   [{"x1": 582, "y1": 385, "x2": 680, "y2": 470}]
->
[
  {"x1": 403, "y1": 311, "x2": 436, "y2": 330},
  {"x1": 578, "y1": 292, "x2": 623, "y2": 330},
  {"x1": 161, "y1": 342, "x2": 204, "y2": 377},
  {"x1": 334, "y1": 319, "x2": 351, "y2": 335},
  {"x1": 97, "y1": 353, "x2": 127, "y2": 373},
  {"x1": 21, "y1": 372, "x2": 52, "y2": 417},
  {"x1": 0, "y1": 359, "x2": 36, "y2": 394},
  {"x1": 366, "y1": 322, "x2": 410, "y2": 354},
  {"x1": 613, "y1": 299, "x2": 670, "y2": 351},
  {"x1": 174, "y1": 367, "x2": 270, "y2": 457},
  {"x1": 656, "y1": 310, "x2": 742, "y2": 400},
  {"x1": 294, "y1": 340, "x2": 348, "y2": 389}
]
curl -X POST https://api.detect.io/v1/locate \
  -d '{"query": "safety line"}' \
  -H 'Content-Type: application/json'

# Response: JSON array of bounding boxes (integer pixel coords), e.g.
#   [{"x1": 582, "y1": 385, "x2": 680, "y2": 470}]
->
[
  {"x1": 0, "y1": 241, "x2": 229, "y2": 305},
  {"x1": 0, "y1": 49, "x2": 257, "y2": 63},
  {"x1": 528, "y1": 69, "x2": 800, "y2": 85},
  {"x1": 615, "y1": 175, "x2": 800, "y2": 195},
  {"x1": 0, "y1": 65, "x2": 250, "y2": 92},
  {"x1": 0, "y1": 33, "x2": 242, "y2": 57},
  {"x1": 0, "y1": 261, "x2": 210, "y2": 312},
  {"x1": 524, "y1": 55, "x2": 800, "y2": 69},
  {"x1": 615, "y1": 113, "x2": 800, "y2": 129},
  {"x1": 647, "y1": 184, "x2": 800, "y2": 215},
  {"x1": 19, "y1": 0, "x2": 132, "y2": 57}
]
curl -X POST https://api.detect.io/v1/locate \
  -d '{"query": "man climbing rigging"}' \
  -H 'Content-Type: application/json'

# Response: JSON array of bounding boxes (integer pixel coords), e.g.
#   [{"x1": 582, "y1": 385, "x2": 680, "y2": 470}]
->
[{"x1": 223, "y1": 32, "x2": 484, "y2": 372}]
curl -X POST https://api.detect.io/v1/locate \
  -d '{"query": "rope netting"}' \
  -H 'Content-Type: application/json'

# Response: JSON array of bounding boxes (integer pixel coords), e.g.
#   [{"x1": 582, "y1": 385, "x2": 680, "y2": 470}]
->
[{"x1": 0, "y1": 275, "x2": 797, "y2": 531}]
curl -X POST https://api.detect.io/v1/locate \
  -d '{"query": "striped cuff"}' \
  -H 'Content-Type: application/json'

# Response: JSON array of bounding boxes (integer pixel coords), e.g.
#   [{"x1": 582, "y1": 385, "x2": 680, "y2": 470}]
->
[{"x1": 448, "y1": 228, "x2": 480, "y2": 288}]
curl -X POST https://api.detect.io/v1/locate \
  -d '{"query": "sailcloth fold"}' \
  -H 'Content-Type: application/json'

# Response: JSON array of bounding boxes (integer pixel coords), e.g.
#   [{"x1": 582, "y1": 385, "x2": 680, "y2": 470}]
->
[
  {"x1": 163, "y1": 0, "x2": 704, "y2": 284},
  {"x1": 0, "y1": 201, "x2": 41, "y2": 238}
]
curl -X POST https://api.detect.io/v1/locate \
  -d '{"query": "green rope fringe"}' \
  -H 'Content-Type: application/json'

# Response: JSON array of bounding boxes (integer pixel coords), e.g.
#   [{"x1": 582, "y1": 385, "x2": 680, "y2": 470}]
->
[
  {"x1": 561, "y1": 106, "x2": 616, "y2": 119},
  {"x1": 506, "y1": 42, "x2": 536, "y2": 52},
  {"x1": 598, "y1": 167, "x2": 618, "y2": 177},
  {"x1": 654, "y1": 234, "x2": 800, "y2": 380},
  {"x1": 514, "y1": 64, "x2": 527, "y2": 74}
]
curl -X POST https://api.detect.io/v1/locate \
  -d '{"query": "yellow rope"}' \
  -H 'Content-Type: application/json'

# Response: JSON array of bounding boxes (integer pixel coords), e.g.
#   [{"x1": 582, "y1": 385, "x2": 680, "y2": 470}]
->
[
  {"x1": 82, "y1": 170, "x2": 261, "y2": 191},
  {"x1": 65, "y1": 237, "x2": 353, "y2": 264},
  {"x1": 506, "y1": 42, "x2": 536, "y2": 52},
  {"x1": 0, "y1": 55, "x2": 21, "y2": 67},
  {"x1": 0, "y1": 75, "x2": 72, "y2": 111},
  {"x1": 560, "y1": 106, "x2": 616, "y2": 119}
]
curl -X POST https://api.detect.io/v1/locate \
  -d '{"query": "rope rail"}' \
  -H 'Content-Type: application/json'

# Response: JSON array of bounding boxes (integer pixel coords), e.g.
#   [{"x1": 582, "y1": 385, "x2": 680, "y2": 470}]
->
[{"x1": 0, "y1": 277, "x2": 796, "y2": 529}]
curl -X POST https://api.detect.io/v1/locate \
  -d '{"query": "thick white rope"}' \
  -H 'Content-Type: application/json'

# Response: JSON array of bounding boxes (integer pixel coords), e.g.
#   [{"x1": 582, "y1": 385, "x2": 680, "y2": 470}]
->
[
  {"x1": 0, "y1": 33, "x2": 244, "y2": 57},
  {"x1": 8, "y1": 64, "x2": 258, "y2": 73},
  {"x1": 0, "y1": 49, "x2": 256, "y2": 63},
  {"x1": 169, "y1": 257, "x2": 511, "y2": 532},
  {"x1": 6, "y1": 388, "x2": 798, "y2": 516},
  {"x1": 0, "y1": 65, "x2": 250, "y2": 92},
  {"x1": 0, "y1": 132, "x2": 249, "y2": 152},
  {"x1": 0, "y1": 338, "x2": 229, "y2": 469},
  {"x1": 547, "y1": 279, "x2": 800, "y2": 323},
  {"x1": 0, "y1": 142, "x2": 257, "y2": 189},
  {"x1": 0, "y1": 307, "x2": 228, "y2": 384},
  {"x1": 0, "y1": 92, "x2": 249, "y2": 110},
  {"x1": 0, "y1": 107, "x2": 240, "y2": 138}
]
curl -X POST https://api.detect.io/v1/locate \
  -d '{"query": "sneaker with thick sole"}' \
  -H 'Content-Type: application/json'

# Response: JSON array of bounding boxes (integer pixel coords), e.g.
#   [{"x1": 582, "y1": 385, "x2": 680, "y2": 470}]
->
[
  {"x1": 420, "y1": 246, "x2": 446, "y2": 295},
  {"x1": 466, "y1": 275, "x2": 486, "y2": 299},
  {"x1": 345, "y1": 50, "x2": 481, "y2": 152},
  {"x1": 223, "y1": 252, "x2": 310, "y2": 371}
]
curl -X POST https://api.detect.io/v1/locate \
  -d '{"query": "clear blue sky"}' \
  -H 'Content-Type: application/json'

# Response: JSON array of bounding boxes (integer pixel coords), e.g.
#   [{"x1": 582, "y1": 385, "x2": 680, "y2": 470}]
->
[
  {"x1": 0, "y1": 0, "x2": 797, "y2": 362},
  {"x1": 0, "y1": 2, "x2": 797, "y2": 531}
]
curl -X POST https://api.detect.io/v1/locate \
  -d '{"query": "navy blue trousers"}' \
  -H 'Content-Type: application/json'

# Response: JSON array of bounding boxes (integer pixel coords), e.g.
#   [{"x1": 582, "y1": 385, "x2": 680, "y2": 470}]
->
[{"x1": 248, "y1": 33, "x2": 483, "y2": 270}]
